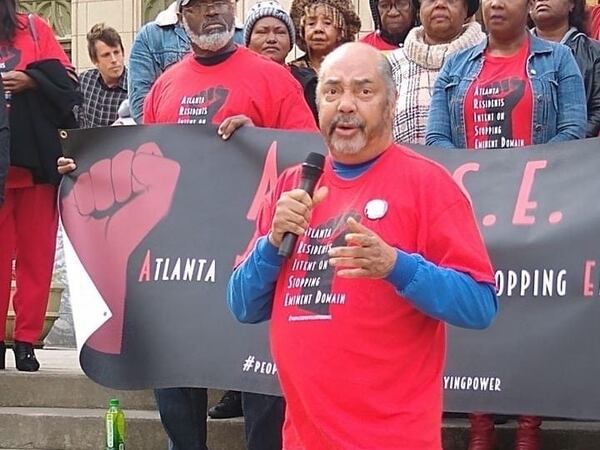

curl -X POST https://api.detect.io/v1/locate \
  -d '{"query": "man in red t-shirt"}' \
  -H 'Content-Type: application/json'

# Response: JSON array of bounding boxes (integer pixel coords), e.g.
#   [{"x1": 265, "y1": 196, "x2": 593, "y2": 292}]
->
[
  {"x1": 144, "y1": 1, "x2": 315, "y2": 448},
  {"x1": 228, "y1": 42, "x2": 498, "y2": 450},
  {"x1": 59, "y1": 0, "x2": 315, "y2": 449},
  {"x1": 361, "y1": 0, "x2": 417, "y2": 51},
  {"x1": 143, "y1": 0, "x2": 315, "y2": 133}
]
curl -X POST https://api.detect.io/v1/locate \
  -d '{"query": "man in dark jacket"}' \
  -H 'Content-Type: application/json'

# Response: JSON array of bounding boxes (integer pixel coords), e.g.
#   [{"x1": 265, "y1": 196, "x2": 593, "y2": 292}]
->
[{"x1": 531, "y1": 0, "x2": 600, "y2": 137}]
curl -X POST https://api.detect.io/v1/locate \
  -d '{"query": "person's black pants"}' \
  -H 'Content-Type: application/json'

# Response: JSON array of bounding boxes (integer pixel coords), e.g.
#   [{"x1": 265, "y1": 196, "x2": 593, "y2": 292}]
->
[
  {"x1": 242, "y1": 392, "x2": 285, "y2": 450},
  {"x1": 154, "y1": 387, "x2": 208, "y2": 450}
]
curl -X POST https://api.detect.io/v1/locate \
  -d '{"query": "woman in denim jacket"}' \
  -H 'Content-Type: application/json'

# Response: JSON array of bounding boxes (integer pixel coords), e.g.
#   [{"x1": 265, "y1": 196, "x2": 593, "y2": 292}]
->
[
  {"x1": 425, "y1": 1, "x2": 586, "y2": 150},
  {"x1": 425, "y1": 1, "x2": 586, "y2": 450}
]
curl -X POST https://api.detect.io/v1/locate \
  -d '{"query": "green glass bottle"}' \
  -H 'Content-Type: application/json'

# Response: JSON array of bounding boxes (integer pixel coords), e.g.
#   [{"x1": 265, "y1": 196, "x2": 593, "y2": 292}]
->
[{"x1": 105, "y1": 398, "x2": 126, "y2": 450}]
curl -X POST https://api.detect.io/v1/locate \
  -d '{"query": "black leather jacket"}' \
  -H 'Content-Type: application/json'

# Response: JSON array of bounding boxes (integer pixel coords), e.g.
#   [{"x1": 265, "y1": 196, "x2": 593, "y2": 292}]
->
[{"x1": 563, "y1": 30, "x2": 600, "y2": 137}]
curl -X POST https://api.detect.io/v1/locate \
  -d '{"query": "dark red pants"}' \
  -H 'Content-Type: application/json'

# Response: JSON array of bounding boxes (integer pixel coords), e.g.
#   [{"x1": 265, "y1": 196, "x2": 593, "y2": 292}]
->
[{"x1": 0, "y1": 184, "x2": 58, "y2": 343}]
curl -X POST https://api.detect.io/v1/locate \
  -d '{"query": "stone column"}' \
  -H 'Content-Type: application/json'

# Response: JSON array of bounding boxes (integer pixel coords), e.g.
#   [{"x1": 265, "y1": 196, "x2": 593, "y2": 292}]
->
[{"x1": 71, "y1": 0, "x2": 144, "y2": 72}]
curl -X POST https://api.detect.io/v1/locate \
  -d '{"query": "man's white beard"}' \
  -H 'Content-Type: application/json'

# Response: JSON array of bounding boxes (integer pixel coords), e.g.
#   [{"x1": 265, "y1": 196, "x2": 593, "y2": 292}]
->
[
  {"x1": 182, "y1": 17, "x2": 235, "y2": 52},
  {"x1": 329, "y1": 133, "x2": 367, "y2": 156}
]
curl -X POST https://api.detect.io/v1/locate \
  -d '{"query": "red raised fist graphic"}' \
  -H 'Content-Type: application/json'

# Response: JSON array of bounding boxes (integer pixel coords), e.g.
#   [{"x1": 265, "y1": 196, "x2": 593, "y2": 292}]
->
[{"x1": 61, "y1": 142, "x2": 180, "y2": 354}]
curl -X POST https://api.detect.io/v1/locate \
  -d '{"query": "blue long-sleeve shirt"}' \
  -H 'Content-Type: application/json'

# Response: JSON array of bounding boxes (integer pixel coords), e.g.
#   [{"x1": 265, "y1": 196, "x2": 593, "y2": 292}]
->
[
  {"x1": 227, "y1": 158, "x2": 498, "y2": 329},
  {"x1": 227, "y1": 236, "x2": 497, "y2": 328}
]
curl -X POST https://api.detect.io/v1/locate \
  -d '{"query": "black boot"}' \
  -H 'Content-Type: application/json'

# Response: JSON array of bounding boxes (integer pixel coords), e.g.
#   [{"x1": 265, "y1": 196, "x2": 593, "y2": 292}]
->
[
  {"x1": 14, "y1": 341, "x2": 40, "y2": 372},
  {"x1": 0, "y1": 341, "x2": 5, "y2": 370},
  {"x1": 208, "y1": 390, "x2": 243, "y2": 419}
]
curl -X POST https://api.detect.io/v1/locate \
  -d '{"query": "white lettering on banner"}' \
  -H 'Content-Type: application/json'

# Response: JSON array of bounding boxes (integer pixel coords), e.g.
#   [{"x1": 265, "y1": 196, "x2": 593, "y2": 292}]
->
[
  {"x1": 241, "y1": 355, "x2": 278, "y2": 376},
  {"x1": 495, "y1": 269, "x2": 567, "y2": 297},
  {"x1": 138, "y1": 251, "x2": 217, "y2": 284},
  {"x1": 444, "y1": 376, "x2": 502, "y2": 392},
  {"x1": 155, "y1": 258, "x2": 216, "y2": 282}
]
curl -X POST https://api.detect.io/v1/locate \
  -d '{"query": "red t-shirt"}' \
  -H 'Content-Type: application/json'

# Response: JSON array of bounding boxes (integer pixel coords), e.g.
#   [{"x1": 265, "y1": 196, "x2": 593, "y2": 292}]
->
[
  {"x1": 250, "y1": 144, "x2": 495, "y2": 450},
  {"x1": 464, "y1": 39, "x2": 533, "y2": 150},
  {"x1": 360, "y1": 31, "x2": 398, "y2": 51},
  {"x1": 143, "y1": 47, "x2": 317, "y2": 130},
  {"x1": 589, "y1": 6, "x2": 600, "y2": 40},
  {"x1": 1, "y1": 14, "x2": 73, "y2": 187}
]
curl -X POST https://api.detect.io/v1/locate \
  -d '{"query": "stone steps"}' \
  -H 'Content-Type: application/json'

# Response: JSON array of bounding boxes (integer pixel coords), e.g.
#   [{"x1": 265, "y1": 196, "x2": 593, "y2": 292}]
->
[
  {"x1": 1, "y1": 407, "x2": 600, "y2": 450},
  {"x1": 0, "y1": 407, "x2": 244, "y2": 450},
  {"x1": 0, "y1": 370, "x2": 225, "y2": 410},
  {"x1": 2, "y1": 350, "x2": 600, "y2": 449}
]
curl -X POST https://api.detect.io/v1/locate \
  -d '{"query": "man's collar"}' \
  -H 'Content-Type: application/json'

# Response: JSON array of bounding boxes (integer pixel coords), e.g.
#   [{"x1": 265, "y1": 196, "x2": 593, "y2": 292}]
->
[
  {"x1": 155, "y1": 1, "x2": 178, "y2": 26},
  {"x1": 193, "y1": 45, "x2": 238, "y2": 66}
]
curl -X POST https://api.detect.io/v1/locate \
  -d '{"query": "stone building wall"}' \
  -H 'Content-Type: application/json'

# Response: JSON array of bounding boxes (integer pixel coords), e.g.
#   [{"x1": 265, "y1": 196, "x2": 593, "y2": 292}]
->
[
  {"x1": 66, "y1": 0, "x2": 599, "y2": 72},
  {"x1": 69, "y1": 0, "x2": 376, "y2": 71}
]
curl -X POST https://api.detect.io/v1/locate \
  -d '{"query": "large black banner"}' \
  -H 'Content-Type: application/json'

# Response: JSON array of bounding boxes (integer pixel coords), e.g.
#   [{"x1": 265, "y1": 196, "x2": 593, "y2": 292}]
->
[{"x1": 59, "y1": 125, "x2": 600, "y2": 419}]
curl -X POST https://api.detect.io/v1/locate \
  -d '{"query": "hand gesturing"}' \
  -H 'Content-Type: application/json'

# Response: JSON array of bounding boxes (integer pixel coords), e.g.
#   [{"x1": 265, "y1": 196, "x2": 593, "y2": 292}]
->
[{"x1": 328, "y1": 217, "x2": 397, "y2": 279}]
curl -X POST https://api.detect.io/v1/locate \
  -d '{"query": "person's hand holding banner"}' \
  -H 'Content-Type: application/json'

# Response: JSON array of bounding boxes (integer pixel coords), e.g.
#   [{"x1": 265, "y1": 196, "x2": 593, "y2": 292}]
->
[{"x1": 60, "y1": 142, "x2": 180, "y2": 354}]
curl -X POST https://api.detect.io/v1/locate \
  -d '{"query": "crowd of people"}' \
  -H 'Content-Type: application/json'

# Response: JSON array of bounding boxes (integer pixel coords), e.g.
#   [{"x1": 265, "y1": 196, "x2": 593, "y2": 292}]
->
[{"x1": 1, "y1": 0, "x2": 600, "y2": 448}]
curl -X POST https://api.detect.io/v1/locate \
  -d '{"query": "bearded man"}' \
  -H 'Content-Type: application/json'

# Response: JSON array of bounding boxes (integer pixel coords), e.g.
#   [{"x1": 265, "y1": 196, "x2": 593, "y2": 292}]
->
[
  {"x1": 143, "y1": 0, "x2": 316, "y2": 449},
  {"x1": 228, "y1": 42, "x2": 498, "y2": 450}
]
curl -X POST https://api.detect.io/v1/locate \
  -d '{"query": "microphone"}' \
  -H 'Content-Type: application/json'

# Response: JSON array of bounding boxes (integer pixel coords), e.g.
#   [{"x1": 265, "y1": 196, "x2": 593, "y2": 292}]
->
[{"x1": 278, "y1": 152, "x2": 326, "y2": 258}]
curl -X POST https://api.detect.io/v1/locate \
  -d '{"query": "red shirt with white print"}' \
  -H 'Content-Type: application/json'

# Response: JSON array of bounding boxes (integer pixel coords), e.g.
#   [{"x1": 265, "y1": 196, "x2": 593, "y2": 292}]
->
[
  {"x1": 249, "y1": 144, "x2": 495, "y2": 450},
  {"x1": 143, "y1": 47, "x2": 317, "y2": 131},
  {"x1": 464, "y1": 38, "x2": 533, "y2": 150}
]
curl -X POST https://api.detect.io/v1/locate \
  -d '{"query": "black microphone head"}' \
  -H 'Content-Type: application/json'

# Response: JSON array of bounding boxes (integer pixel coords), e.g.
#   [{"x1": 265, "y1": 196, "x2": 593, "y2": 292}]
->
[{"x1": 301, "y1": 152, "x2": 326, "y2": 180}]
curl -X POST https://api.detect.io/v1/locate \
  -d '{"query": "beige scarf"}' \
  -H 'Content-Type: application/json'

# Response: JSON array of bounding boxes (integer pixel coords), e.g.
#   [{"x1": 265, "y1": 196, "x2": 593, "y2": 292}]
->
[{"x1": 404, "y1": 22, "x2": 485, "y2": 70}]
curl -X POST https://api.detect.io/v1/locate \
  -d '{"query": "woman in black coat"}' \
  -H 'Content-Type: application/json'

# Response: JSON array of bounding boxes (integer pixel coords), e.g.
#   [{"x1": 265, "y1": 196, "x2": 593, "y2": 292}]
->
[{"x1": 531, "y1": 0, "x2": 600, "y2": 137}]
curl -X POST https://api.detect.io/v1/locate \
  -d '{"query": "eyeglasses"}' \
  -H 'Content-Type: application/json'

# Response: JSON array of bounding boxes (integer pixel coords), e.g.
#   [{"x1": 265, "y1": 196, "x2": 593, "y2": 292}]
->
[
  {"x1": 378, "y1": 0, "x2": 412, "y2": 12},
  {"x1": 182, "y1": 0, "x2": 233, "y2": 13}
]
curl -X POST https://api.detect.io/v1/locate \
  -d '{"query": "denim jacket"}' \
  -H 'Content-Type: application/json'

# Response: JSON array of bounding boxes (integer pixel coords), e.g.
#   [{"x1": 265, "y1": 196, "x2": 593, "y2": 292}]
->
[
  {"x1": 426, "y1": 35, "x2": 587, "y2": 148},
  {"x1": 128, "y1": 21, "x2": 191, "y2": 123}
]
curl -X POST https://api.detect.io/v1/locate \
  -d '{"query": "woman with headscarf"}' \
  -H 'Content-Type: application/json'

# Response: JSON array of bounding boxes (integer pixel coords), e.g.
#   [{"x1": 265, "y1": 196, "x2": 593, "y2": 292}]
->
[{"x1": 245, "y1": 0, "x2": 319, "y2": 120}]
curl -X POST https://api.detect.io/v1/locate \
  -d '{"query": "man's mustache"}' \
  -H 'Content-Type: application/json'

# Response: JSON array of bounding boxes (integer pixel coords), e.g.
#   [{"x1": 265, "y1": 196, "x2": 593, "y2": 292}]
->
[
  {"x1": 201, "y1": 20, "x2": 229, "y2": 31},
  {"x1": 329, "y1": 115, "x2": 366, "y2": 136}
]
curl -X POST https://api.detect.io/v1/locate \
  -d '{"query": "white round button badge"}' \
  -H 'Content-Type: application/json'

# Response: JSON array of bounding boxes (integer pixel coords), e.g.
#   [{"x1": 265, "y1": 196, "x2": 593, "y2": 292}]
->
[{"x1": 364, "y1": 199, "x2": 388, "y2": 220}]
